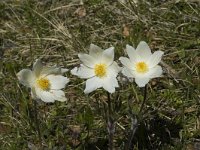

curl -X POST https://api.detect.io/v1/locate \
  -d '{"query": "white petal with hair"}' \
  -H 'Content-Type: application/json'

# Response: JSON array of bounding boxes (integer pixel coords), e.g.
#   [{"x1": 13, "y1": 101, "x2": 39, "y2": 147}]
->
[
  {"x1": 71, "y1": 44, "x2": 121, "y2": 94},
  {"x1": 17, "y1": 59, "x2": 69, "y2": 102},
  {"x1": 89, "y1": 44, "x2": 103, "y2": 58},
  {"x1": 84, "y1": 77, "x2": 103, "y2": 94},
  {"x1": 136, "y1": 41, "x2": 152, "y2": 60},
  {"x1": 148, "y1": 51, "x2": 164, "y2": 68},
  {"x1": 119, "y1": 57, "x2": 133, "y2": 69},
  {"x1": 78, "y1": 53, "x2": 97, "y2": 68},
  {"x1": 119, "y1": 41, "x2": 164, "y2": 87},
  {"x1": 71, "y1": 65, "x2": 95, "y2": 79},
  {"x1": 47, "y1": 75, "x2": 69, "y2": 90},
  {"x1": 101, "y1": 47, "x2": 114, "y2": 66},
  {"x1": 17, "y1": 69, "x2": 35, "y2": 87}
]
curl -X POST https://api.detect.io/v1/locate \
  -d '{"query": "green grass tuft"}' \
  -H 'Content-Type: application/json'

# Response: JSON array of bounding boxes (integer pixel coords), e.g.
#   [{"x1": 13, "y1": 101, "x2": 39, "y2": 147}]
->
[{"x1": 0, "y1": 0, "x2": 200, "y2": 149}]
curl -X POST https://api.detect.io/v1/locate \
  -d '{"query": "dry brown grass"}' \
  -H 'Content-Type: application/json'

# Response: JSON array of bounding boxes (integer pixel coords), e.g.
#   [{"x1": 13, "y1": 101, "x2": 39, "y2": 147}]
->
[{"x1": 0, "y1": 0, "x2": 200, "y2": 149}]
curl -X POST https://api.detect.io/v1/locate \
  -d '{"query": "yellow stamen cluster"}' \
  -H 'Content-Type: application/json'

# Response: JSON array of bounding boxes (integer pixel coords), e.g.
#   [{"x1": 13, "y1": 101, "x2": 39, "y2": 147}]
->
[
  {"x1": 136, "y1": 62, "x2": 148, "y2": 73},
  {"x1": 94, "y1": 63, "x2": 107, "y2": 78},
  {"x1": 36, "y1": 78, "x2": 50, "y2": 91}
]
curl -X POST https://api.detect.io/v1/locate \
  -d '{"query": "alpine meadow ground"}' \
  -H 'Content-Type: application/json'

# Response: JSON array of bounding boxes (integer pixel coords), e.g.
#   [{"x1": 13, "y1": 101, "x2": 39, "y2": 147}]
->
[{"x1": 0, "y1": 0, "x2": 200, "y2": 149}]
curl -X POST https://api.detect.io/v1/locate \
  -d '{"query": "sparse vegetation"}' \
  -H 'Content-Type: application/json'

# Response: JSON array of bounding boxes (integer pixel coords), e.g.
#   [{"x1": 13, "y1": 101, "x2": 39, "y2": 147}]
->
[{"x1": 0, "y1": 0, "x2": 200, "y2": 149}]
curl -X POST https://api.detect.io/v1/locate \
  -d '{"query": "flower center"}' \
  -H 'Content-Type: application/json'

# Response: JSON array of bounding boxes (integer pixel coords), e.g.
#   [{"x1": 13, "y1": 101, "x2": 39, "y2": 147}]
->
[
  {"x1": 36, "y1": 78, "x2": 50, "y2": 91},
  {"x1": 136, "y1": 62, "x2": 148, "y2": 73},
  {"x1": 94, "y1": 63, "x2": 107, "y2": 78}
]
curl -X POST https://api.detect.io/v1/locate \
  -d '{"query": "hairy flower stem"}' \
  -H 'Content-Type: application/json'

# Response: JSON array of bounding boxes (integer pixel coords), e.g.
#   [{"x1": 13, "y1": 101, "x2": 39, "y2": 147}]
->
[
  {"x1": 126, "y1": 85, "x2": 148, "y2": 150},
  {"x1": 34, "y1": 100, "x2": 42, "y2": 147},
  {"x1": 107, "y1": 92, "x2": 114, "y2": 150},
  {"x1": 139, "y1": 85, "x2": 147, "y2": 115},
  {"x1": 126, "y1": 117, "x2": 138, "y2": 150}
]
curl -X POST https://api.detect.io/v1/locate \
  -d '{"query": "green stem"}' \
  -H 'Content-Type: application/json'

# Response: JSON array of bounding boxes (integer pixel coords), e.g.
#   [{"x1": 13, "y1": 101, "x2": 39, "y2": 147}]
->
[
  {"x1": 126, "y1": 85, "x2": 148, "y2": 150},
  {"x1": 107, "y1": 92, "x2": 114, "y2": 150},
  {"x1": 139, "y1": 85, "x2": 148, "y2": 115},
  {"x1": 34, "y1": 100, "x2": 42, "y2": 147},
  {"x1": 126, "y1": 116, "x2": 138, "y2": 150}
]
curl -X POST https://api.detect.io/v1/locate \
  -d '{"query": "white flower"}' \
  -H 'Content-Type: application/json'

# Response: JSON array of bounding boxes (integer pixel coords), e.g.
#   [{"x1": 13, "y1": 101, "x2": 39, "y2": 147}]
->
[
  {"x1": 71, "y1": 44, "x2": 121, "y2": 94},
  {"x1": 17, "y1": 59, "x2": 69, "y2": 102},
  {"x1": 119, "y1": 41, "x2": 164, "y2": 87}
]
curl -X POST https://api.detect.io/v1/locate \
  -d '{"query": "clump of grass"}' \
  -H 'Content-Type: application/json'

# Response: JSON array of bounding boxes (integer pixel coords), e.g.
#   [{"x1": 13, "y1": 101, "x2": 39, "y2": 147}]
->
[{"x1": 0, "y1": 0, "x2": 200, "y2": 149}]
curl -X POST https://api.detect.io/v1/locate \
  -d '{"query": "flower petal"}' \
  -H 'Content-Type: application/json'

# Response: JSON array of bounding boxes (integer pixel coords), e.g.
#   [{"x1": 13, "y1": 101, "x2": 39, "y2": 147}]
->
[
  {"x1": 136, "y1": 41, "x2": 152, "y2": 60},
  {"x1": 78, "y1": 53, "x2": 96, "y2": 68},
  {"x1": 147, "y1": 65, "x2": 163, "y2": 78},
  {"x1": 89, "y1": 44, "x2": 103, "y2": 58},
  {"x1": 33, "y1": 59, "x2": 43, "y2": 77},
  {"x1": 126, "y1": 44, "x2": 140, "y2": 62},
  {"x1": 102, "y1": 76, "x2": 117, "y2": 93},
  {"x1": 119, "y1": 57, "x2": 133, "y2": 69},
  {"x1": 35, "y1": 89, "x2": 67, "y2": 102},
  {"x1": 17, "y1": 69, "x2": 35, "y2": 88},
  {"x1": 47, "y1": 75, "x2": 69, "y2": 90},
  {"x1": 110, "y1": 77, "x2": 119, "y2": 88},
  {"x1": 35, "y1": 88, "x2": 55, "y2": 102},
  {"x1": 84, "y1": 77, "x2": 102, "y2": 94},
  {"x1": 71, "y1": 65, "x2": 95, "y2": 79},
  {"x1": 31, "y1": 87, "x2": 37, "y2": 99},
  {"x1": 41, "y1": 66, "x2": 68, "y2": 76},
  {"x1": 52, "y1": 90, "x2": 67, "y2": 102},
  {"x1": 122, "y1": 67, "x2": 134, "y2": 78},
  {"x1": 61, "y1": 68, "x2": 69, "y2": 73},
  {"x1": 101, "y1": 47, "x2": 114, "y2": 66},
  {"x1": 107, "y1": 61, "x2": 121, "y2": 77},
  {"x1": 131, "y1": 65, "x2": 163, "y2": 79},
  {"x1": 135, "y1": 77, "x2": 150, "y2": 87},
  {"x1": 148, "y1": 51, "x2": 164, "y2": 68}
]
